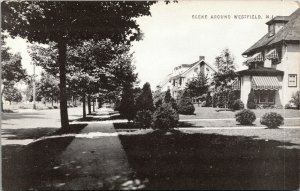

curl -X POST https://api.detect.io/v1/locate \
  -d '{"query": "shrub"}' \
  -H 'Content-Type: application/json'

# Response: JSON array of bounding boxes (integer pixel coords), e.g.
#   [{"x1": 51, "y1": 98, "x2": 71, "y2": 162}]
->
[
  {"x1": 260, "y1": 112, "x2": 284, "y2": 128},
  {"x1": 217, "y1": 92, "x2": 226, "y2": 108},
  {"x1": 212, "y1": 93, "x2": 218, "y2": 108},
  {"x1": 205, "y1": 92, "x2": 212, "y2": 107},
  {"x1": 152, "y1": 103, "x2": 179, "y2": 130},
  {"x1": 119, "y1": 86, "x2": 136, "y2": 121},
  {"x1": 290, "y1": 90, "x2": 300, "y2": 109},
  {"x1": 235, "y1": 109, "x2": 256, "y2": 125},
  {"x1": 53, "y1": 106, "x2": 58, "y2": 109},
  {"x1": 232, "y1": 99, "x2": 244, "y2": 110},
  {"x1": 247, "y1": 89, "x2": 256, "y2": 109},
  {"x1": 135, "y1": 82, "x2": 154, "y2": 112},
  {"x1": 178, "y1": 95, "x2": 195, "y2": 115},
  {"x1": 134, "y1": 110, "x2": 153, "y2": 129},
  {"x1": 228, "y1": 90, "x2": 239, "y2": 109}
]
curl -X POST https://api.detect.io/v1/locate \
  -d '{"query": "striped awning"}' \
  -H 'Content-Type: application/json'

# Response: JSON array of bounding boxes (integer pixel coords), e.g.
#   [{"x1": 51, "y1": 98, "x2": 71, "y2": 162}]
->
[
  {"x1": 231, "y1": 78, "x2": 240, "y2": 90},
  {"x1": 246, "y1": 52, "x2": 264, "y2": 63},
  {"x1": 265, "y1": 49, "x2": 279, "y2": 60},
  {"x1": 251, "y1": 76, "x2": 281, "y2": 90}
]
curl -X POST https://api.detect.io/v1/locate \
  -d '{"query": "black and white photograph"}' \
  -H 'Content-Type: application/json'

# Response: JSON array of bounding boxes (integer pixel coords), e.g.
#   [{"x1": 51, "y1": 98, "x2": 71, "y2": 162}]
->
[{"x1": 1, "y1": 0, "x2": 300, "y2": 190}]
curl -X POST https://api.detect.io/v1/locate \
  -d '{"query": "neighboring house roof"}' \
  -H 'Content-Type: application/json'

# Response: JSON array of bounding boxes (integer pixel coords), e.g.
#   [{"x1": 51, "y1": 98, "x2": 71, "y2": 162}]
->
[
  {"x1": 243, "y1": 8, "x2": 300, "y2": 56},
  {"x1": 236, "y1": 67, "x2": 284, "y2": 76},
  {"x1": 181, "y1": 59, "x2": 216, "y2": 77},
  {"x1": 265, "y1": 16, "x2": 289, "y2": 25}
]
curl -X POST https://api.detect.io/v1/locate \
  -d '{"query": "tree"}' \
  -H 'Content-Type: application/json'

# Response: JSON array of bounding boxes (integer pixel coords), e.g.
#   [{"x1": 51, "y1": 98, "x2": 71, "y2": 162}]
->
[
  {"x1": 290, "y1": 90, "x2": 300, "y2": 109},
  {"x1": 119, "y1": 85, "x2": 136, "y2": 121},
  {"x1": 177, "y1": 90, "x2": 195, "y2": 115},
  {"x1": 1, "y1": 35, "x2": 27, "y2": 110},
  {"x1": 38, "y1": 72, "x2": 59, "y2": 106},
  {"x1": 3, "y1": 85, "x2": 23, "y2": 104},
  {"x1": 247, "y1": 89, "x2": 257, "y2": 109},
  {"x1": 213, "y1": 48, "x2": 237, "y2": 90},
  {"x1": 186, "y1": 72, "x2": 209, "y2": 98},
  {"x1": 205, "y1": 92, "x2": 212, "y2": 107},
  {"x1": 136, "y1": 82, "x2": 154, "y2": 112},
  {"x1": 2, "y1": 1, "x2": 155, "y2": 128}
]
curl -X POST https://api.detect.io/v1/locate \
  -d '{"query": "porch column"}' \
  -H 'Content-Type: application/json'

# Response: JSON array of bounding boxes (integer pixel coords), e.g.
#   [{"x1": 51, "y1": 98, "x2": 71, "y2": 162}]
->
[{"x1": 240, "y1": 75, "x2": 251, "y2": 106}]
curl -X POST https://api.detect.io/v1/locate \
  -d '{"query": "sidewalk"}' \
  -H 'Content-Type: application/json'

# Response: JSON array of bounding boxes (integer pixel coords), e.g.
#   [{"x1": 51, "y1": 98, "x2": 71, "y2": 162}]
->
[{"x1": 45, "y1": 122, "x2": 136, "y2": 190}]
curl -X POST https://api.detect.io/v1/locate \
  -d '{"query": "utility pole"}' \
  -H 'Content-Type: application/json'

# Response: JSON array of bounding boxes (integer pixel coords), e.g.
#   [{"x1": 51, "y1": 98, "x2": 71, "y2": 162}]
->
[{"x1": 33, "y1": 62, "x2": 36, "y2": 109}]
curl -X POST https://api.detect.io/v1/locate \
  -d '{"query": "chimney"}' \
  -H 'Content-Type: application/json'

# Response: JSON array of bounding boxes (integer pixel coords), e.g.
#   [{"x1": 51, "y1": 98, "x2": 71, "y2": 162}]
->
[{"x1": 199, "y1": 56, "x2": 205, "y2": 61}]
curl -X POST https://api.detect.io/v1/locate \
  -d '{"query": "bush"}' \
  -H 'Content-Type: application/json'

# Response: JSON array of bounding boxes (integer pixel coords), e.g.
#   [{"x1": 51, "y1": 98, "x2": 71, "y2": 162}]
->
[
  {"x1": 247, "y1": 89, "x2": 256, "y2": 109},
  {"x1": 212, "y1": 93, "x2": 218, "y2": 108},
  {"x1": 232, "y1": 99, "x2": 244, "y2": 110},
  {"x1": 260, "y1": 112, "x2": 284, "y2": 128},
  {"x1": 119, "y1": 86, "x2": 136, "y2": 121},
  {"x1": 205, "y1": 92, "x2": 212, "y2": 107},
  {"x1": 178, "y1": 96, "x2": 195, "y2": 115},
  {"x1": 152, "y1": 103, "x2": 179, "y2": 130},
  {"x1": 290, "y1": 90, "x2": 300, "y2": 109},
  {"x1": 134, "y1": 110, "x2": 153, "y2": 129},
  {"x1": 228, "y1": 90, "x2": 240, "y2": 109},
  {"x1": 235, "y1": 109, "x2": 256, "y2": 125}
]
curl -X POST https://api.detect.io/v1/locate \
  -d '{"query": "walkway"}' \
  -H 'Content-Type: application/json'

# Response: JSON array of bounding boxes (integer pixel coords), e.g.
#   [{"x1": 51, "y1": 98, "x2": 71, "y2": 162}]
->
[{"x1": 43, "y1": 122, "x2": 137, "y2": 190}]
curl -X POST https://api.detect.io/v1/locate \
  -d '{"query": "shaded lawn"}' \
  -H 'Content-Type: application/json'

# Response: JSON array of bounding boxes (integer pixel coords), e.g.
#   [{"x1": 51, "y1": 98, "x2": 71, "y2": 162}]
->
[
  {"x1": 2, "y1": 124, "x2": 87, "y2": 191},
  {"x1": 119, "y1": 130, "x2": 300, "y2": 190},
  {"x1": 181, "y1": 106, "x2": 300, "y2": 119},
  {"x1": 179, "y1": 118, "x2": 300, "y2": 128},
  {"x1": 1, "y1": 127, "x2": 58, "y2": 140}
]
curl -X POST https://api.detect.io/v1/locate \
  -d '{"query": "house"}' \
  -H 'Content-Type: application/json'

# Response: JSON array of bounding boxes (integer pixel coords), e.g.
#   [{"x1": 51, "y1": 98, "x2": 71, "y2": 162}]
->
[
  {"x1": 158, "y1": 56, "x2": 216, "y2": 98},
  {"x1": 235, "y1": 8, "x2": 300, "y2": 107}
]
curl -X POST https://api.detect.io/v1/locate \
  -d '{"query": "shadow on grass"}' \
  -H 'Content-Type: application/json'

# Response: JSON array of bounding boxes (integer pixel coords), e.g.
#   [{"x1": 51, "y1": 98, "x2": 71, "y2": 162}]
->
[
  {"x1": 2, "y1": 123, "x2": 87, "y2": 191},
  {"x1": 2, "y1": 112, "x2": 47, "y2": 121},
  {"x1": 2, "y1": 127, "x2": 58, "y2": 140},
  {"x1": 177, "y1": 121, "x2": 204, "y2": 128},
  {"x1": 119, "y1": 130, "x2": 300, "y2": 190},
  {"x1": 70, "y1": 113, "x2": 124, "y2": 122}
]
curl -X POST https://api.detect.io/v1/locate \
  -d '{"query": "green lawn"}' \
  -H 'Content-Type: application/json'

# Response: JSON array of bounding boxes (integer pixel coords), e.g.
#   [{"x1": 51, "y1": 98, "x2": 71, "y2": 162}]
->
[{"x1": 180, "y1": 105, "x2": 300, "y2": 119}]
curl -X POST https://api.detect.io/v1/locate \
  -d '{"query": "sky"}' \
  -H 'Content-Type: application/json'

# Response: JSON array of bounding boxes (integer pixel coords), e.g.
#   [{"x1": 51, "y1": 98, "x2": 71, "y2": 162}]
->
[{"x1": 5, "y1": 0, "x2": 299, "y2": 88}]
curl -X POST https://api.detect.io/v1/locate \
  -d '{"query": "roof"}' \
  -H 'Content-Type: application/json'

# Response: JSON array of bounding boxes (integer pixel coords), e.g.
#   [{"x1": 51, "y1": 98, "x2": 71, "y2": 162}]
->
[
  {"x1": 181, "y1": 59, "x2": 216, "y2": 77},
  {"x1": 243, "y1": 8, "x2": 300, "y2": 55},
  {"x1": 236, "y1": 67, "x2": 284, "y2": 76},
  {"x1": 265, "y1": 16, "x2": 289, "y2": 25}
]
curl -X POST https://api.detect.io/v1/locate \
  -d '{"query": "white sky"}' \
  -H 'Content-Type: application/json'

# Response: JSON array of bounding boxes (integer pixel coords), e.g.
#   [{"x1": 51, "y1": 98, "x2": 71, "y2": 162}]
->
[{"x1": 5, "y1": 0, "x2": 298, "y2": 88}]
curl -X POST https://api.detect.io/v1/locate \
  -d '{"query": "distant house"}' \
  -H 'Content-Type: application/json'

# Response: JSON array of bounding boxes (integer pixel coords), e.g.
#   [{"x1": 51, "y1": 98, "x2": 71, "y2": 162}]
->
[
  {"x1": 235, "y1": 8, "x2": 300, "y2": 107},
  {"x1": 158, "y1": 56, "x2": 216, "y2": 98}
]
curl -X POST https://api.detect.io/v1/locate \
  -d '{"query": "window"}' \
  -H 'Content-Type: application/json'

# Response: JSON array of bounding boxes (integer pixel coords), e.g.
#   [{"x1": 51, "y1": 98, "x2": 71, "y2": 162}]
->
[
  {"x1": 257, "y1": 91, "x2": 275, "y2": 104},
  {"x1": 288, "y1": 74, "x2": 297, "y2": 87}
]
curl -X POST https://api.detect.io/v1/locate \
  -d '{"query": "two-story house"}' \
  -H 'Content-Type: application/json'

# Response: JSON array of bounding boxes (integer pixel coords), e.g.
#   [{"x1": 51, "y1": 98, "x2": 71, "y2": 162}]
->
[
  {"x1": 158, "y1": 56, "x2": 216, "y2": 98},
  {"x1": 235, "y1": 8, "x2": 300, "y2": 107}
]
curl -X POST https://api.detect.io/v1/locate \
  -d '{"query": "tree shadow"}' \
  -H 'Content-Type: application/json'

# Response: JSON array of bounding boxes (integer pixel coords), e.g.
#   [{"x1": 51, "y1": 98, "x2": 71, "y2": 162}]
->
[
  {"x1": 2, "y1": 123, "x2": 87, "y2": 191},
  {"x1": 2, "y1": 112, "x2": 47, "y2": 120},
  {"x1": 2, "y1": 127, "x2": 58, "y2": 140},
  {"x1": 119, "y1": 130, "x2": 300, "y2": 190},
  {"x1": 177, "y1": 121, "x2": 204, "y2": 128}
]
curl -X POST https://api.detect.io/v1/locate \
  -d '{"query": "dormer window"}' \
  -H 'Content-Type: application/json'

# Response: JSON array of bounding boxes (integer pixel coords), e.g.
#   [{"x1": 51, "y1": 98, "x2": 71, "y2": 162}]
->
[{"x1": 268, "y1": 24, "x2": 275, "y2": 37}]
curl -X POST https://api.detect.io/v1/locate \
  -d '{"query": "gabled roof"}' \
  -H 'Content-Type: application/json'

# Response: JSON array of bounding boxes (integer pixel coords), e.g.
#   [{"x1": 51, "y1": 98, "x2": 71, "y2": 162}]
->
[
  {"x1": 236, "y1": 67, "x2": 284, "y2": 76},
  {"x1": 181, "y1": 59, "x2": 216, "y2": 77},
  {"x1": 243, "y1": 8, "x2": 300, "y2": 56}
]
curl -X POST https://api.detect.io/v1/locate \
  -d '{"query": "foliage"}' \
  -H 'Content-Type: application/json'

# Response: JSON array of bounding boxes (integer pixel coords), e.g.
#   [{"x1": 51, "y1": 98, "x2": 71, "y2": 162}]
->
[
  {"x1": 164, "y1": 89, "x2": 172, "y2": 103},
  {"x1": 228, "y1": 90, "x2": 240, "y2": 109},
  {"x1": 247, "y1": 89, "x2": 256, "y2": 109},
  {"x1": 185, "y1": 72, "x2": 209, "y2": 98},
  {"x1": 217, "y1": 90, "x2": 228, "y2": 108},
  {"x1": 38, "y1": 72, "x2": 59, "y2": 104},
  {"x1": 232, "y1": 99, "x2": 245, "y2": 111},
  {"x1": 152, "y1": 103, "x2": 179, "y2": 130},
  {"x1": 3, "y1": 86, "x2": 23, "y2": 103},
  {"x1": 212, "y1": 93, "x2": 218, "y2": 108},
  {"x1": 235, "y1": 109, "x2": 256, "y2": 125},
  {"x1": 134, "y1": 110, "x2": 153, "y2": 129},
  {"x1": 178, "y1": 91, "x2": 195, "y2": 115},
  {"x1": 260, "y1": 112, "x2": 284, "y2": 128},
  {"x1": 119, "y1": 85, "x2": 136, "y2": 121},
  {"x1": 289, "y1": 90, "x2": 300, "y2": 109},
  {"x1": 2, "y1": 1, "x2": 155, "y2": 127},
  {"x1": 213, "y1": 48, "x2": 236, "y2": 90},
  {"x1": 136, "y1": 82, "x2": 154, "y2": 112},
  {"x1": 204, "y1": 92, "x2": 212, "y2": 107}
]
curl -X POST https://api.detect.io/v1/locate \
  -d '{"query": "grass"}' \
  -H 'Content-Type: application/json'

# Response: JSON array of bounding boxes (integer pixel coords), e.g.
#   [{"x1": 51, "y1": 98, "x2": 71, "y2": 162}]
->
[
  {"x1": 180, "y1": 105, "x2": 300, "y2": 119},
  {"x1": 119, "y1": 130, "x2": 300, "y2": 190},
  {"x1": 3, "y1": 102, "x2": 60, "y2": 110}
]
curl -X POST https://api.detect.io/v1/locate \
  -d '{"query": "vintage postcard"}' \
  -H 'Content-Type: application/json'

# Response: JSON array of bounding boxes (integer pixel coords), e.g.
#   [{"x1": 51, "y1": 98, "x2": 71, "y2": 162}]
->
[{"x1": 1, "y1": 0, "x2": 300, "y2": 190}]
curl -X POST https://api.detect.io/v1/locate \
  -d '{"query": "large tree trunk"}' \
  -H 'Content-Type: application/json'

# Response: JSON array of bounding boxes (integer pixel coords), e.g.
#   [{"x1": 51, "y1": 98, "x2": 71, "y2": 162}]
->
[
  {"x1": 82, "y1": 93, "x2": 86, "y2": 118},
  {"x1": 58, "y1": 39, "x2": 69, "y2": 128},
  {"x1": 87, "y1": 95, "x2": 91, "y2": 115}
]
